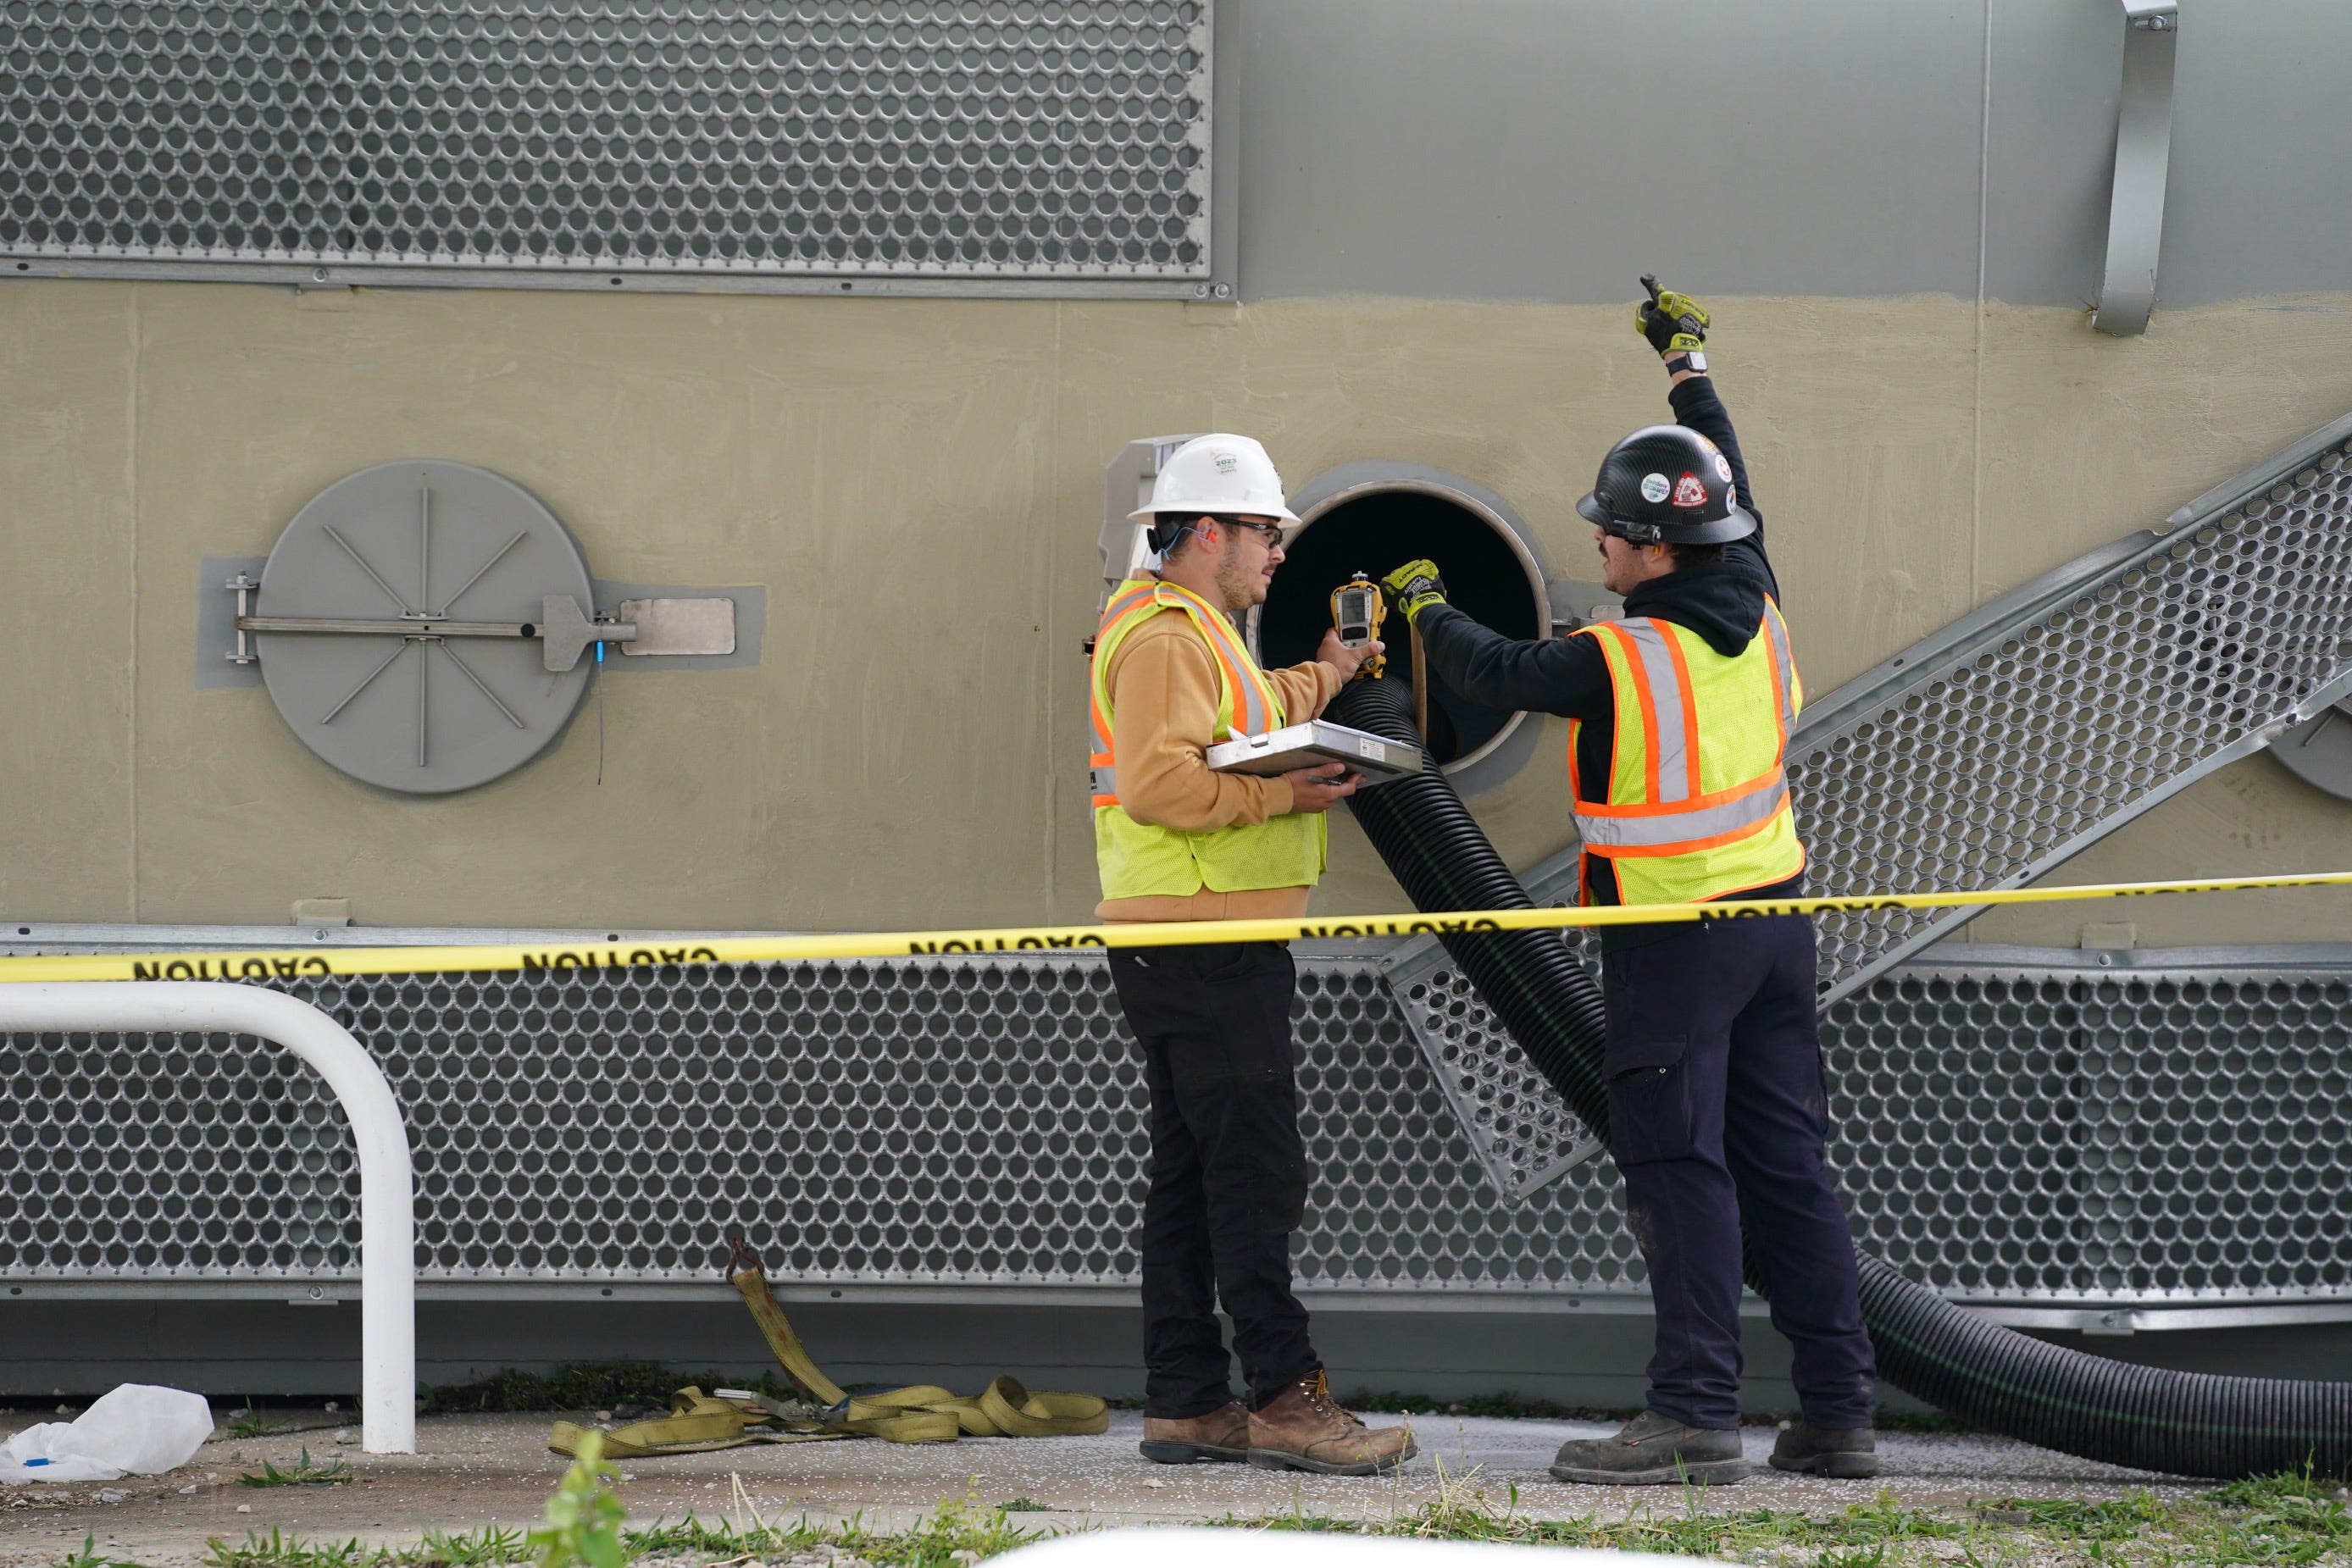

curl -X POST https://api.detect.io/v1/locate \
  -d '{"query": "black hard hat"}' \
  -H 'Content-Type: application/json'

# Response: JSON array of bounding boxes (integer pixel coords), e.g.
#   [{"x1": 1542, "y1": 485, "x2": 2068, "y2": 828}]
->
[{"x1": 1574, "y1": 424, "x2": 1757, "y2": 546}]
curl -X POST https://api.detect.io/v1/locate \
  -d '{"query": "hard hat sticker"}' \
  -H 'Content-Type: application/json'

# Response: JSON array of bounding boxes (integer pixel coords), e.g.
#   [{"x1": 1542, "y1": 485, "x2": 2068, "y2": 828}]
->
[
  {"x1": 1639, "y1": 472, "x2": 1672, "y2": 504},
  {"x1": 1672, "y1": 472, "x2": 1708, "y2": 507},
  {"x1": 1714, "y1": 452, "x2": 1734, "y2": 484}
]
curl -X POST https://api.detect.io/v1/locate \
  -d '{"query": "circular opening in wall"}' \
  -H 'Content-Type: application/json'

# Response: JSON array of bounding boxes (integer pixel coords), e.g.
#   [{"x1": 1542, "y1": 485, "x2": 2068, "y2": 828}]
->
[{"x1": 1259, "y1": 469, "x2": 1549, "y2": 781}]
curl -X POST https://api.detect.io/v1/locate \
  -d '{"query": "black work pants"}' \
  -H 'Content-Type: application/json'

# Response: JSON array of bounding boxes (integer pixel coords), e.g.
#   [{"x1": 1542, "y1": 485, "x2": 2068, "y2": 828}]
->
[
  {"x1": 1109, "y1": 940, "x2": 1319, "y2": 1417},
  {"x1": 1603, "y1": 914, "x2": 1876, "y2": 1431}
]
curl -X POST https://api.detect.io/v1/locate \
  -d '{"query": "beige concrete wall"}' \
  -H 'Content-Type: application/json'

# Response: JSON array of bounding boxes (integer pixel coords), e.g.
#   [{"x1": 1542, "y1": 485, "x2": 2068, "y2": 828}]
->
[
  {"x1": 3, "y1": 280, "x2": 2348, "y2": 943},
  {"x1": 3, "y1": 285, "x2": 136, "y2": 922}
]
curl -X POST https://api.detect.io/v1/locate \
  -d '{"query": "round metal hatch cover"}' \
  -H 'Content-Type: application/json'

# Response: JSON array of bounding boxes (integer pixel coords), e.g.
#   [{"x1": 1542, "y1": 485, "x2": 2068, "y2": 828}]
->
[
  {"x1": 256, "y1": 461, "x2": 594, "y2": 795},
  {"x1": 2272, "y1": 699, "x2": 2352, "y2": 802}
]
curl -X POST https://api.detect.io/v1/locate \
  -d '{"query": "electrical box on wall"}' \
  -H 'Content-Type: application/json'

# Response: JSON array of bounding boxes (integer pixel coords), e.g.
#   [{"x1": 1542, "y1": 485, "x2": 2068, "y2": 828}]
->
[{"x1": 1096, "y1": 434, "x2": 1203, "y2": 618}]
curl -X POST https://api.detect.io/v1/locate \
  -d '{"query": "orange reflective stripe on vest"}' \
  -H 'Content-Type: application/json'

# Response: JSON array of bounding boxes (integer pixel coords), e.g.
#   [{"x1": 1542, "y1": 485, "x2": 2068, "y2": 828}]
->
[
  {"x1": 1588, "y1": 618, "x2": 1703, "y2": 805},
  {"x1": 1089, "y1": 578, "x2": 1283, "y2": 808},
  {"x1": 1089, "y1": 581, "x2": 1165, "y2": 806}
]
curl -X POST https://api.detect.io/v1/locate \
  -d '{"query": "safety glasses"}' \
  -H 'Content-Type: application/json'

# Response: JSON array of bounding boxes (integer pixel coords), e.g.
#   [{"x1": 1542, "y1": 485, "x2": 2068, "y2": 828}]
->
[{"x1": 1226, "y1": 518, "x2": 1286, "y2": 547}]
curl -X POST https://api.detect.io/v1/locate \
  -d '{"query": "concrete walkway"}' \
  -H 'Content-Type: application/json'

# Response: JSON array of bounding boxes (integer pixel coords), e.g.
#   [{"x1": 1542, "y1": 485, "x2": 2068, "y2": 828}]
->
[{"x1": 0, "y1": 1409, "x2": 2201, "y2": 1565}]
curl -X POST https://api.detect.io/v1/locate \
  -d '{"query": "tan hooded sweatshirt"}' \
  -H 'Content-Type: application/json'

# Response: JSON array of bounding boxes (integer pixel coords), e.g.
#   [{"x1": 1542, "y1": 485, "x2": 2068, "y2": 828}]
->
[{"x1": 1095, "y1": 607, "x2": 1345, "y2": 922}]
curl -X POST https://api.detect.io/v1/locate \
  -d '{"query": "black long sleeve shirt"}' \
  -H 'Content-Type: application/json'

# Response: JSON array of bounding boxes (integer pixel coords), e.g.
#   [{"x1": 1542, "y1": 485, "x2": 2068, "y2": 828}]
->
[{"x1": 1413, "y1": 374, "x2": 1801, "y2": 945}]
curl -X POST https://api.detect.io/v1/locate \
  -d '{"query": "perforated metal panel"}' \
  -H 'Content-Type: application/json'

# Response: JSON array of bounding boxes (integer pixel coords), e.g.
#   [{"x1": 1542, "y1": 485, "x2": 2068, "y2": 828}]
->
[
  {"x1": 0, "y1": 956, "x2": 1628, "y2": 1292},
  {"x1": 1793, "y1": 430, "x2": 2352, "y2": 1000},
  {"x1": 1399, "y1": 417, "x2": 2352, "y2": 1197},
  {"x1": 1834, "y1": 956, "x2": 2352, "y2": 1301},
  {"x1": 1, "y1": 1, "x2": 1215, "y2": 292},
  {"x1": 1381, "y1": 929, "x2": 1604, "y2": 1201},
  {"x1": 3, "y1": 945, "x2": 2347, "y2": 1305}
]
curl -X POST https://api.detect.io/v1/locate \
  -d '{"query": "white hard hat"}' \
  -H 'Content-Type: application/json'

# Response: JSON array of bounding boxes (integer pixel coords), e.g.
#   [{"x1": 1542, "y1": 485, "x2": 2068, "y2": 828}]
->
[{"x1": 1128, "y1": 434, "x2": 1301, "y2": 524}]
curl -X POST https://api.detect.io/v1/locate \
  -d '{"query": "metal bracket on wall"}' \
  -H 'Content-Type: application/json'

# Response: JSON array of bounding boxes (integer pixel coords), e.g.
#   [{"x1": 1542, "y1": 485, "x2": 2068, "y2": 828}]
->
[{"x1": 2091, "y1": 0, "x2": 2179, "y2": 336}]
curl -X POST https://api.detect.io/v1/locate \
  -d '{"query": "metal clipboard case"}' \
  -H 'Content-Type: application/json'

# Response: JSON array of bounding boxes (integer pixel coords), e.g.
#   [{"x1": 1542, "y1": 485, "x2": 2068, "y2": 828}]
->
[{"x1": 1206, "y1": 721, "x2": 1425, "y2": 784}]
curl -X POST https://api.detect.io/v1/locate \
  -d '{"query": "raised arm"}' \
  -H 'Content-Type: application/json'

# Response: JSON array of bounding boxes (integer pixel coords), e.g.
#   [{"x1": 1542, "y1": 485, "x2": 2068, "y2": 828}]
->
[{"x1": 1638, "y1": 283, "x2": 1778, "y2": 595}]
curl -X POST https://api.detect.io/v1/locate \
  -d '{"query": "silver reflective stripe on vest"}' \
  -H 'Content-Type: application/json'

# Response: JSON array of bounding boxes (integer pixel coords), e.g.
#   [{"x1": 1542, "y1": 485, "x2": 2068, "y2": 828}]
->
[
  {"x1": 1090, "y1": 766, "x2": 1118, "y2": 796},
  {"x1": 1761, "y1": 601, "x2": 1797, "y2": 735},
  {"x1": 1618, "y1": 619, "x2": 1692, "y2": 802},
  {"x1": 1575, "y1": 768, "x2": 1792, "y2": 850}
]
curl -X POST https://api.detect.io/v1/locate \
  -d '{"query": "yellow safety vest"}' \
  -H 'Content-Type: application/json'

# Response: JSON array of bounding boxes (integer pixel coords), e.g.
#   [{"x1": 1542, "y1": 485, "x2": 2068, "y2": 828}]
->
[
  {"x1": 1567, "y1": 599, "x2": 1806, "y2": 907},
  {"x1": 1090, "y1": 578, "x2": 1327, "y2": 902}
]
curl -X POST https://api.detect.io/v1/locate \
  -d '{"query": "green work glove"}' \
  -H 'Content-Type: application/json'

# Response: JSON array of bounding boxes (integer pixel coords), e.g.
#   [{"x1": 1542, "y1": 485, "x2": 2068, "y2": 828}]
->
[
  {"x1": 1635, "y1": 287, "x2": 1710, "y2": 358},
  {"x1": 1381, "y1": 560, "x2": 1449, "y2": 623}
]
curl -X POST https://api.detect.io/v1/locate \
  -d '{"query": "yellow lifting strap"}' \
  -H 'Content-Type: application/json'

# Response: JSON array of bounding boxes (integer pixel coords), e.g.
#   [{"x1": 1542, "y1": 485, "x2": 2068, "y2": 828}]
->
[
  {"x1": 547, "y1": 1388, "x2": 857, "y2": 1459},
  {"x1": 724, "y1": 1234, "x2": 1108, "y2": 1444},
  {"x1": 725, "y1": 1234, "x2": 850, "y2": 1405},
  {"x1": 540, "y1": 1235, "x2": 1111, "y2": 1457}
]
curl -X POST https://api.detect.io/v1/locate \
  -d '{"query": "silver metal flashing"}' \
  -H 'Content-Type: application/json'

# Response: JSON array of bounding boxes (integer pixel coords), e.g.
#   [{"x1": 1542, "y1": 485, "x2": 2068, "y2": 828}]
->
[
  {"x1": 2092, "y1": 0, "x2": 2180, "y2": 335},
  {"x1": 1957, "y1": 1301, "x2": 2352, "y2": 1334}
]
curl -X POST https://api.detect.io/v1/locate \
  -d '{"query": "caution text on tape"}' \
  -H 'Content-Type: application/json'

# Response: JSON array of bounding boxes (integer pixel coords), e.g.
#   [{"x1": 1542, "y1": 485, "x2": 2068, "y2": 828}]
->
[{"x1": 0, "y1": 871, "x2": 2344, "y2": 985}]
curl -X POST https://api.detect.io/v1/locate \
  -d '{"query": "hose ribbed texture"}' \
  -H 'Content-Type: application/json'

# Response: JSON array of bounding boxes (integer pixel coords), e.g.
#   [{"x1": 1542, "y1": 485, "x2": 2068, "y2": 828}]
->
[{"x1": 1330, "y1": 677, "x2": 2352, "y2": 1479}]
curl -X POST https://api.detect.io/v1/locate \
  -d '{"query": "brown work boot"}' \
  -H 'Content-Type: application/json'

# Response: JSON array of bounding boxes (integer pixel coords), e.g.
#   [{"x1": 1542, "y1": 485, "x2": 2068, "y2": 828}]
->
[
  {"x1": 1246, "y1": 1371, "x2": 1417, "y2": 1476},
  {"x1": 1138, "y1": 1399, "x2": 1251, "y2": 1465}
]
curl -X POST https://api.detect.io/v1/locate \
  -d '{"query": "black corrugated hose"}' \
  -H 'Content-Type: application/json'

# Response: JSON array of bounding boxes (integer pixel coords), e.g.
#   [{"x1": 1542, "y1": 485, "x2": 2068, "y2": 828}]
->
[{"x1": 1328, "y1": 675, "x2": 2352, "y2": 1479}]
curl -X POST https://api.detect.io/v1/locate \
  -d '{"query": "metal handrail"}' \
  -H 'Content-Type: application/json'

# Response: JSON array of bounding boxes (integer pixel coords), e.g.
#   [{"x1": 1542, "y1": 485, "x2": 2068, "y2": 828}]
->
[{"x1": 0, "y1": 984, "x2": 414, "y2": 1454}]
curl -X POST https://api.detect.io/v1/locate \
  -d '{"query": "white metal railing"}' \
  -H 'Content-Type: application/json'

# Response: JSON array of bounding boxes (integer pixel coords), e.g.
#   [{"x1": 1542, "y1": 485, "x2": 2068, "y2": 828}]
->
[{"x1": 0, "y1": 983, "x2": 415, "y2": 1453}]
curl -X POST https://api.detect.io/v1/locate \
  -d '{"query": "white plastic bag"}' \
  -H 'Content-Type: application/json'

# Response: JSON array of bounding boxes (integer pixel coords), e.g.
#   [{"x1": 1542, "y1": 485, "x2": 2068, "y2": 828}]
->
[{"x1": 0, "y1": 1384, "x2": 214, "y2": 1484}]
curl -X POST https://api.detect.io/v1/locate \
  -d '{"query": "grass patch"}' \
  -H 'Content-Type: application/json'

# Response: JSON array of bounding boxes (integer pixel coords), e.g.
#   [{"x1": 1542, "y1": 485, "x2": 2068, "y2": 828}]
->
[
  {"x1": 629, "y1": 1486, "x2": 1039, "y2": 1568},
  {"x1": 238, "y1": 1447, "x2": 354, "y2": 1488},
  {"x1": 1227, "y1": 1466, "x2": 2352, "y2": 1568},
  {"x1": 169, "y1": 1478, "x2": 2351, "y2": 1568},
  {"x1": 204, "y1": 1531, "x2": 374, "y2": 1568},
  {"x1": 56, "y1": 1535, "x2": 148, "y2": 1568},
  {"x1": 407, "y1": 1529, "x2": 531, "y2": 1568},
  {"x1": 226, "y1": 1402, "x2": 295, "y2": 1440}
]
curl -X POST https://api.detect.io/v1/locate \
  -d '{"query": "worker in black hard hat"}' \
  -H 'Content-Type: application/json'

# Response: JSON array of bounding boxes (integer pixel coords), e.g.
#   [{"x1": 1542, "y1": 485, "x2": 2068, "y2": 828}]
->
[{"x1": 1381, "y1": 285, "x2": 1878, "y2": 1486}]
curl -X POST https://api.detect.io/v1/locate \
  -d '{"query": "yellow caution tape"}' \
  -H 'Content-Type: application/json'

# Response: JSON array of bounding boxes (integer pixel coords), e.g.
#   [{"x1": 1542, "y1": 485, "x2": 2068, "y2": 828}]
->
[{"x1": 0, "y1": 871, "x2": 2344, "y2": 985}]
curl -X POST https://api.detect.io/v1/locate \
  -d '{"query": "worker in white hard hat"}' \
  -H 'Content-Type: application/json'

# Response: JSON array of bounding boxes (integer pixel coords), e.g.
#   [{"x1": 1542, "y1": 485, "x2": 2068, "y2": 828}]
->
[{"x1": 1088, "y1": 433, "x2": 1416, "y2": 1477}]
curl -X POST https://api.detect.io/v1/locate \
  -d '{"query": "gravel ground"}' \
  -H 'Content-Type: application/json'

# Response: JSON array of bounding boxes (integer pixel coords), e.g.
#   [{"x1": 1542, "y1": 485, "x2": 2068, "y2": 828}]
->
[{"x1": 0, "y1": 1406, "x2": 2216, "y2": 1565}]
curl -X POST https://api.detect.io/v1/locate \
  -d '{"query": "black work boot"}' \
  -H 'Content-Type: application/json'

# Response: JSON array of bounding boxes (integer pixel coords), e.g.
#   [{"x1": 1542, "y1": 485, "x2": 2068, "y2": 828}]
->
[
  {"x1": 1548, "y1": 1409, "x2": 1748, "y2": 1485},
  {"x1": 1768, "y1": 1421, "x2": 1879, "y2": 1477}
]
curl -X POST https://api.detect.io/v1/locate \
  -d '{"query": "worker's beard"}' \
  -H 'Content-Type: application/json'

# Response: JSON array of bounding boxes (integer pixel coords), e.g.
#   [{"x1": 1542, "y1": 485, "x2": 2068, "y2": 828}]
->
[{"x1": 1212, "y1": 538, "x2": 1268, "y2": 613}]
